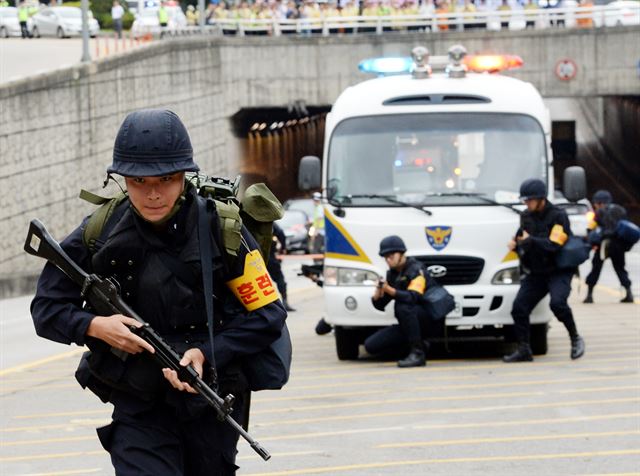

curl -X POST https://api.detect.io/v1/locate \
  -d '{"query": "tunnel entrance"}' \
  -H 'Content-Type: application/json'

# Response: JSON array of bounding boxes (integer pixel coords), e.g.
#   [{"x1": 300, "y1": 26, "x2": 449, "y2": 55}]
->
[{"x1": 231, "y1": 105, "x2": 331, "y2": 203}]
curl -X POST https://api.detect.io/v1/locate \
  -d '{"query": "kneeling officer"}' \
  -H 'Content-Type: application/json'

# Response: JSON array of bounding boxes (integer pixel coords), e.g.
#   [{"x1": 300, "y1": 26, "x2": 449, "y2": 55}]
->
[
  {"x1": 364, "y1": 235, "x2": 432, "y2": 368},
  {"x1": 504, "y1": 178, "x2": 585, "y2": 363},
  {"x1": 30, "y1": 109, "x2": 287, "y2": 475}
]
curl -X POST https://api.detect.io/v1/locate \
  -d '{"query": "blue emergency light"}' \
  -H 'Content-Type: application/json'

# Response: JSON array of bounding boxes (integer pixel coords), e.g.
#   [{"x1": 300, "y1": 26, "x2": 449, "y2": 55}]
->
[{"x1": 358, "y1": 57, "x2": 413, "y2": 76}]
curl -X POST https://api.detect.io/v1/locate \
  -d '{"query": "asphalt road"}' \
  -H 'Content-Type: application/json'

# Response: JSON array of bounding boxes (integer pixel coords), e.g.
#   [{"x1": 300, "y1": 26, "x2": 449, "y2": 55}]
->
[{"x1": 1, "y1": 252, "x2": 639, "y2": 476}]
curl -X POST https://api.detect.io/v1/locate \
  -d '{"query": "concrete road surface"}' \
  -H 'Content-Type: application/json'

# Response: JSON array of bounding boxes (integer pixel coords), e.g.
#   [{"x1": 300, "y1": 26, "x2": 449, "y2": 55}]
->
[{"x1": 1, "y1": 251, "x2": 639, "y2": 476}]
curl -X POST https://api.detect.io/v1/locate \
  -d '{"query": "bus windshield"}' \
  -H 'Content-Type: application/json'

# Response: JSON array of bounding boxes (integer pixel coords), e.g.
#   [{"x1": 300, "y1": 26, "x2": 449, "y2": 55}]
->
[{"x1": 327, "y1": 113, "x2": 547, "y2": 206}]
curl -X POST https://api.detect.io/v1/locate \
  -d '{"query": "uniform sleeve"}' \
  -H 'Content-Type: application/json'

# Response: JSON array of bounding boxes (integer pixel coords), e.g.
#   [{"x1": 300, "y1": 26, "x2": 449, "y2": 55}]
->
[
  {"x1": 199, "y1": 226, "x2": 287, "y2": 370},
  {"x1": 30, "y1": 220, "x2": 97, "y2": 346},
  {"x1": 394, "y1": 268, "x2": 426, "y2": 305},
  {"x1": 525, "y1": 210, "x2": 571, "y2": 253}
]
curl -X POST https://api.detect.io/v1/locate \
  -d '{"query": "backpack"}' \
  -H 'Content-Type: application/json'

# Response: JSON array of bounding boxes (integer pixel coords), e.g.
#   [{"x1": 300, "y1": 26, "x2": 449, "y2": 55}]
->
[{"x1": 80, "y1": 173, "x2": 284, "y2": 260}]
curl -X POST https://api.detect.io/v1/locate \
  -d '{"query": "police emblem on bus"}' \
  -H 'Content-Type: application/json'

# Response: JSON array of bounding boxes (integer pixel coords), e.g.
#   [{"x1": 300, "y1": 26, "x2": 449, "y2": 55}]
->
[{"x1": 425, "y1": 226, "x2": 452, "y2": 251}]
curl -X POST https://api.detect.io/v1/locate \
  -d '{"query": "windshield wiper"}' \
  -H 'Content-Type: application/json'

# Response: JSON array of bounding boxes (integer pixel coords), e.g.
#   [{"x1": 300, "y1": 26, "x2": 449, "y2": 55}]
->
[
  {"x1": 429, "y1": 192, "x2": 521, "y2": 215},
  {"x1": 335, "y1": 194, "x2": 432, "y2": 216}
]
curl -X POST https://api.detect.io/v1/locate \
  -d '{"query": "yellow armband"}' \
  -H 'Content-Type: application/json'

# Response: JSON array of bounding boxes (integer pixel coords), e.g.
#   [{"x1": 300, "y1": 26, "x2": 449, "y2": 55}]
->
[
  {"x1": 226, "y1": 250, "x2": 279, "y2": 311},
  {"x1": 407, "y1": 274, "x2": 426, "y2": 294},
  {"x1": 549, "y1": 224, "x2": 568, "y2": 245}
]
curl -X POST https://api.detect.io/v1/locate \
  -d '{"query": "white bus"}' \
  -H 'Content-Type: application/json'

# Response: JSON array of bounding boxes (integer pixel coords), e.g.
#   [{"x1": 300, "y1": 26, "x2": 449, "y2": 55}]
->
[{"x1": 298, "y1": 45, "x2": 587, "y2": 360}]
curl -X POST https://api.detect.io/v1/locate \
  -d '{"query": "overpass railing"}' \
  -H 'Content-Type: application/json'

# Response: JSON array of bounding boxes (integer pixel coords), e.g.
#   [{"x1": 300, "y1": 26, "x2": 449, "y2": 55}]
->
[{"x1": 137, "y1": 4, "x2": 638, "y2": 38}]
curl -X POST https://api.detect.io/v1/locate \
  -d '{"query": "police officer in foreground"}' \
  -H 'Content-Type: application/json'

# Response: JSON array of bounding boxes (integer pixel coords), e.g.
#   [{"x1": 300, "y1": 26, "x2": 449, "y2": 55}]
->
[
  {"x1": 30, "y1": 109, "x2": 287, "y2": 475},
  {"x1": 364, "y1": 235, "x2": 431, "y2": 368},
  {"x1": 504, "y1": 178, "x2": 585, "y2": 363},
  {"x1": 584, "y1": 190, "x2": 634, "y2": 304}
]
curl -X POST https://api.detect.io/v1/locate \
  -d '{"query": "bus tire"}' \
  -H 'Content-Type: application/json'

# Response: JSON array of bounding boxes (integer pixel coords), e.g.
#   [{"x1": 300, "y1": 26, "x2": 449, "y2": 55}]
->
[
  {"x1": 335, "y1": 326, "x2": 359, "y2": 360},
  {"x1": 530, "y1": 323, "x2": 548, "y2": 355}
]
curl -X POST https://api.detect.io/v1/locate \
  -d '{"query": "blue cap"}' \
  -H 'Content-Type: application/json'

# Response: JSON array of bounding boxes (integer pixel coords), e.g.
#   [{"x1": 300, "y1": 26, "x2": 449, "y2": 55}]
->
[
  {"x1": 592, "y1": 190, "x2": 612, "y2": 205},
  {"x1": 108, "y1": 109, "x2": 199, "y2": 177},
  {"x1": 379, "y1": 235, "x2": 407, "y2": 256},
  {"x1": 519, "y1": 178, "x2": 547, "y2": 200}
]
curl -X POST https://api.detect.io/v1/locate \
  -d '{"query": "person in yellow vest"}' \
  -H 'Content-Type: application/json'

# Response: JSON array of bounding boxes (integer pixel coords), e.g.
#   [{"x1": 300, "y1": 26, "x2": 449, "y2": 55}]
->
[
  {"x1": 435, "y1": 0, "x2": 450, "y2": 30},
  {"x1": 0, "y1": 0, "x2": 9, "y2": 7},
  {"x1": 18, "y1": 0, "x2": 31, "y2": 38},
  {"x1": 341, "y1": 0, "x2": 359, "y2": 33},
  {"x1": 186, "y1": 4, "x2": 198, "y2": 26},
  {"x1": 361, "y1": 0, "x2": 378, "y2": 32},
  {"x1": 496, "y1": 0, "x2": 511, "y2": 30},
  {"x1": 157, "y1": 1, "x2": 169, "y2": 38},
  {"x1": 461, "y1": 0, "x2": 477, "y2": 30},
  {"x1": 576, "y1": 0, "x2": 593, "y2": 28},
  {"x1": 321, "y1": 1, "x2": 340, "y2": 33},
  {"x1": 523, "y1": 0, "x2": 537, "y2": 28}
]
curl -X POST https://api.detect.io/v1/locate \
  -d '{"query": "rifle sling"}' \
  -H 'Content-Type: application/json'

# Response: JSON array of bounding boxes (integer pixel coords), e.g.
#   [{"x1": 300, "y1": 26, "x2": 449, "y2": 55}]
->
[{"x1": 197, "y1": 197, "x2": 219, "y2": 389}]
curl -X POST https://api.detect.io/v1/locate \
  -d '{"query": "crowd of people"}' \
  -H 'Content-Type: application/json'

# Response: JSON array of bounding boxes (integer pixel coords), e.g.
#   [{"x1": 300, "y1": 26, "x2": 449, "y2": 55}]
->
[{"x1": 189, "y1": 0, "x2": 598, "y2": 32}]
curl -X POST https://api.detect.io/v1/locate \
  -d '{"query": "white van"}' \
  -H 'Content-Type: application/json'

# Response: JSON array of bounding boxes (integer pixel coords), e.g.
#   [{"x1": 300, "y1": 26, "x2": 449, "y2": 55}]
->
[{"x1": 298, "y1": 45, "x2": 587, "y2": 360}]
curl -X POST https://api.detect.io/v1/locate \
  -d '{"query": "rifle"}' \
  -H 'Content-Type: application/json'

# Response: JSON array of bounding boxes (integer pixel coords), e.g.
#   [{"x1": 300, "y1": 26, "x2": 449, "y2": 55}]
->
[{"x1": 24, "y1": 219, "x2": 271, "y2": 461}]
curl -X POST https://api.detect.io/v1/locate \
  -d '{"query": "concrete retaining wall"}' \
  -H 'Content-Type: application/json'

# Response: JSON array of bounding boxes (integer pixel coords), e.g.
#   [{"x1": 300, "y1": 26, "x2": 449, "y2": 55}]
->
[{"x1": 1, "y1": 27, "x2": 638, "y2": 296}]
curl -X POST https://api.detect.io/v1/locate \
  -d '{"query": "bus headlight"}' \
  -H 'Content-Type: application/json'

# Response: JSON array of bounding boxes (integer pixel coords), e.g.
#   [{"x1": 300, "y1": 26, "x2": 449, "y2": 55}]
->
[
  {"x1": 324, "y1": 266, "x2": 380, "y2": 286},
  {"x1": 491, "y1": 266, "x2": 520, "y2": 285}
]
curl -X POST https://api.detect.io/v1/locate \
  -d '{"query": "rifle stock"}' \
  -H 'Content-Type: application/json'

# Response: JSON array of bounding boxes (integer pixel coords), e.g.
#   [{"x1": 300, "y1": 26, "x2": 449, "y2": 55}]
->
[{"x1": 24, "y1": 219, "x2": 271, "y2": 461}]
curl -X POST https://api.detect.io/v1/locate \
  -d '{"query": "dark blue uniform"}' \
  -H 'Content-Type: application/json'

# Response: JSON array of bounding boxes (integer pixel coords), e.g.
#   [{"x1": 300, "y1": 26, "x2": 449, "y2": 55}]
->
[
  {"x1": 31, "y1": 185, "x2": 286, "y2": 475},
  {"x1": 511, "y1": 201, "x2": 580, "y2": 348},
  {"x1": 364, "y1": 257, "x2": 431, "y2": 356},
  {"x1": 585, "y1": 203, "x2": 632, "y2": 291}
]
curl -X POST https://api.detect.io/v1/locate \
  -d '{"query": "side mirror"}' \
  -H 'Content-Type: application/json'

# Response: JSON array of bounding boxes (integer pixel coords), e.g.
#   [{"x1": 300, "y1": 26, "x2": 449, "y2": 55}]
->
[
  {"x1": 298, "y1": 155, "x2": 321, "y2": 191},
  {"x1": 563, "y1": 166, "x2": 586, "y2": 203}
]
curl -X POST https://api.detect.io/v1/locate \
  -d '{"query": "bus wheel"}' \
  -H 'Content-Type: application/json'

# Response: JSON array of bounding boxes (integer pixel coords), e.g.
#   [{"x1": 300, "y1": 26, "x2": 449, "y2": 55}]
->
[
  {"x1": 530, "y1": 323, "x2": 549, "y2": 355},
  {"x1": 335, "y1": 326, "x2": 359, "y2": 360}
]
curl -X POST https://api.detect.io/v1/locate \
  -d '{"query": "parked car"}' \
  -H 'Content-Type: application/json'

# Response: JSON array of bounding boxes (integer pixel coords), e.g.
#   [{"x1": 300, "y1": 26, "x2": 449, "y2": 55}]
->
[
  {"x1": 32, "y1": 6, "x2": 100, "y2": 38},
  {"x1": 276, "y1": 209, "x2": 312, "y2": 253},
  {"x1": 0, "y1": 6, "x2": 33, "y2": 37},
  {"x1": 131, "y1": 5, "x2": 187, "y2": 38},
  {"x1": 283, "y1": 198, "x2": 315, "y2": 223}
]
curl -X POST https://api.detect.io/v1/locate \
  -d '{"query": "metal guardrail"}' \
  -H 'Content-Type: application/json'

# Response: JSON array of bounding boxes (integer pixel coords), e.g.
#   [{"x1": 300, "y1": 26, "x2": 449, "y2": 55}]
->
[{"x1": 134, "y1": 4, "x2": 638, "y2": 38}]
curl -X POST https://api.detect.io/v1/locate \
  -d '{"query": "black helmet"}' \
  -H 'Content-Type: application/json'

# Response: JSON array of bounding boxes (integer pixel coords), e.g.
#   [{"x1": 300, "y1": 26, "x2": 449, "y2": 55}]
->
[
  {"x1": 378, "y1": 235, "x2": 407, "y2": 256},
  {"x1": 108, "y1": 109, "x2": 199, "y2": 177},
  {"x1": 519, "y1": 178, "x2": 547, "y2": 200},
  {"x1": 592, "y1": 189, "x2": 612, "y2": 205}
]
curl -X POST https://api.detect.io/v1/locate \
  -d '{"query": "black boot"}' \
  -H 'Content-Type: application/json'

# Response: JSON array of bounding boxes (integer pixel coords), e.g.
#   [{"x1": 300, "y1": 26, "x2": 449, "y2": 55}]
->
[
  {"x1": 571, "y1": 335, "x2": 585, "y2": 359},
  {"x1": 284, "y1": 301, "x2": 296, "y2": 312},
  {"x1": 502, "y1": 343, "x2": 533, "y2": 363},
  {"x1": 583, "y1": 287, "x2": 594, "y2": 304},
  {"x1": 397, "y1": 345, "x2": 426, "y2": 368},
  {"x1": 621, "y1": 287, "x2": 634, "y2": 303},
  {"x1": 315, "y1": 318, "x2": 332, "y2": 335}
]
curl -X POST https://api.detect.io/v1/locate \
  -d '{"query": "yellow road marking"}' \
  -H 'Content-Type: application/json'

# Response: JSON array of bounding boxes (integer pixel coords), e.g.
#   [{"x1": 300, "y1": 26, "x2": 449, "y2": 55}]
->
[
  {"x1": 252, "y1": 390, "x2": 542, "y2": 415},
  {"x1": 1, "y1": 435, "x2": 92, "y2": 447},
  {"x1": 1, "y1": 419, "x2": 110, "y2": 433},
  {"x1": 22, "y1": 469, "x2": 103, "y2": 476},
  {"x1": 376, "y1": 429, "x2": 640, "y2": 448},
  {"x1": 243, "y1": 449, "x2": 640, "y2": 476},
  {"x1": 0, "y1": 450, "x2": 104, "y2": 463},
  {"x1": 253, "y1": 397, "x2": 640, "y2": 427},
  {"x1": 253, "y1": 385, "x2": 639, "y2": 415},
  {"x1": 13, "y1": 409, "x2": 110, "y2": 420},
  {"x1": 0, "y1": 349, "x2": 84, "y2": 377},
  {"x1": 290, "y1": 356, "x2": 640, "y2": 382},
  {"x1": 260, "y1": 412, "x2": 640, "y2": 442},
  {"x1": 292, "y1": 348, "x2": 638, "y2": 373}
]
